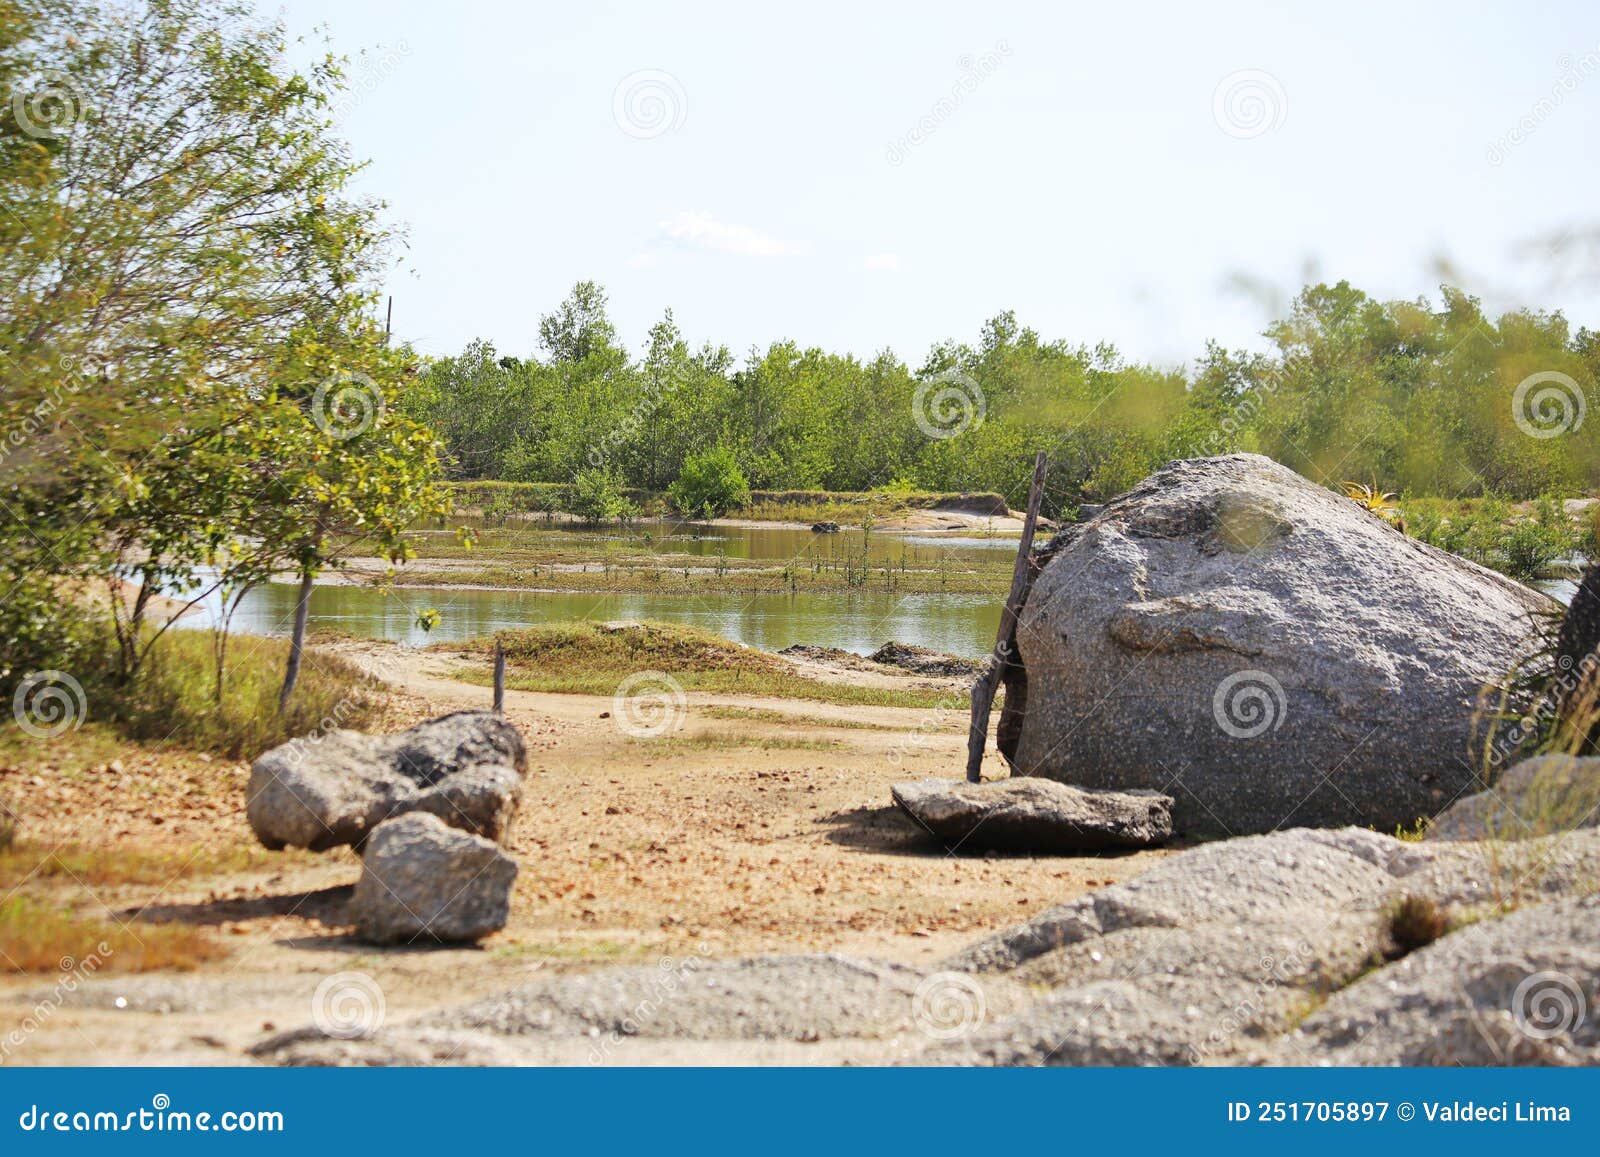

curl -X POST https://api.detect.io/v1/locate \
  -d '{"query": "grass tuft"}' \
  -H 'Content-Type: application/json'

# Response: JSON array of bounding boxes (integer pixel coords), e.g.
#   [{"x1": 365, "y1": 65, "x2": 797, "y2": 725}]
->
[
  {"x1": 105, "y1": 630, "x2": 384, "y2": 758},
  {"x1": 1385, "y1": 894, "x2": 1451, "y2": 958},
  {"x1": 0, "y1": 897, "x2": 224, "y2": 973}
]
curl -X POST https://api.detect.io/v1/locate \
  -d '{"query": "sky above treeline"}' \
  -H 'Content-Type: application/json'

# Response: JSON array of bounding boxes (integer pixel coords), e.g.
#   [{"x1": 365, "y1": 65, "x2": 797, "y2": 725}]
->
[{"x1": 278, "y1": 0, "x2": 1600, "y2": 367}]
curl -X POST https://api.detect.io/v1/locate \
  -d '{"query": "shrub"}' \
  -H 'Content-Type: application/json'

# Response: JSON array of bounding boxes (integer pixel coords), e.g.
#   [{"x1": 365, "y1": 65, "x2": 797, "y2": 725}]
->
[
  {"x1": 570, "y1": 467, "x2": 636, "y2": 523},
  {"x1": 667, "y1": 446, "x2": 750, "y2": 519}
]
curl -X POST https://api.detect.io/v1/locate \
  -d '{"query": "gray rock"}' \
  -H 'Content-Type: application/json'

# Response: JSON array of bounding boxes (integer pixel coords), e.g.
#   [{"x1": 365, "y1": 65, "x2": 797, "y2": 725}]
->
[
  {"x1": 351, "y1": 813, "x2": 518, "y2": 944},
  {"x1": 247, "y1": 711, "x2": 526, "y2": 852},
  {"x1": 1273, "y1": 892, "x2": 1600, "y2": 1065},
  {"x1": 251, "y1": 954, "x2": 1031, "y2": 1067},
  {"x1": 1428, "y1": 754, "x2": 1600, "y2": 841},
  {"x1": 1000, "y1": 454, "x2": 1551, "y2": 835},
  {"x1": 891, "y1": 777, "x2": 1172, "y2": 852}
]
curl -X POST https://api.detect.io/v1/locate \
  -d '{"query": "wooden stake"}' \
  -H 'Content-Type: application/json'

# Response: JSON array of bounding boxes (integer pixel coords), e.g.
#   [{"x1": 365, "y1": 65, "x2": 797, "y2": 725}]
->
[
  {"x1": 492, "y1": 638, "x2": 506, "y2": 713},
  {"x1": 967, "y1": 451, "x2": 1048, "y2": 782}
]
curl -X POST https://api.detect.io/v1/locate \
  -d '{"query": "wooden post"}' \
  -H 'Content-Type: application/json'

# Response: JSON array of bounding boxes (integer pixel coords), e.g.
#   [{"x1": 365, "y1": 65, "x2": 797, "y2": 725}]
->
[
  {"x1": 492, "y1": 638, "x2": 506, "y2": 713},
  {"x1": 967, "y1": 451, "x2": 1048, "y2": 782}
]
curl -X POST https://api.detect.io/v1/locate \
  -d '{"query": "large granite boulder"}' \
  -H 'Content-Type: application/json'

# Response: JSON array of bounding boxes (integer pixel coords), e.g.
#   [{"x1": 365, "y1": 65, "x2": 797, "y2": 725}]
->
[
  {"x1": 999, "y1": 455, "x2": 1552, "y2": 836},
  {"x1": 891, "y1": 777, "x2": 1172, "y2": 852},
  {"x1": 1428, "y1": 754, "x2": 1600, "y2": 841},
  {"x1": 351, "y1": 813, "x2": 518, "y2": 944},
  {"x1": 248, "y1": 711, "x2": 526, "y2": 852}
]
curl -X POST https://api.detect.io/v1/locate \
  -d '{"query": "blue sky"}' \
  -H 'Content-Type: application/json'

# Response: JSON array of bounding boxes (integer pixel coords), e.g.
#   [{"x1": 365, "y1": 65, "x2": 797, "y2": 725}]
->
[{"x1": 278, "y1": 0, "x2": 1600, "y2": 368}]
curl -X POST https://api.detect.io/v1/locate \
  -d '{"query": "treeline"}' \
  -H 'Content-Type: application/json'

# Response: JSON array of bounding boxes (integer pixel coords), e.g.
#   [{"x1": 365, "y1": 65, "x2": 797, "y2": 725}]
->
[{"x1": 406, "y1": 281, "x2": 1600, "y2": 515}]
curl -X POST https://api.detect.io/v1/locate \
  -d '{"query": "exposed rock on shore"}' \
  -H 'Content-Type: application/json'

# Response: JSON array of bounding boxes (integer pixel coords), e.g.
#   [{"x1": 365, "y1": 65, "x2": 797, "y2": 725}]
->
[{"x1": 998, "y1": 454, "x2": 1553, "y2": 835}]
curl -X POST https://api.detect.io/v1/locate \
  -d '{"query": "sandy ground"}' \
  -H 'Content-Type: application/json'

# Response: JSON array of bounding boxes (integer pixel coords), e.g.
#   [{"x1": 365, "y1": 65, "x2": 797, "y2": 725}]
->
[{"x1": 0, "y1": 641, "x2": 1163, "y2": 1066}]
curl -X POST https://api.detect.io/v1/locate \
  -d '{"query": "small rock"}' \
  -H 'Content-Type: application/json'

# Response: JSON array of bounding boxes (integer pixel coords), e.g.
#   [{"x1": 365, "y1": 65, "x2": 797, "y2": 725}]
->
[
  {"x1": 247, "y1": 711, "x2": 527, "y2": 852},
  {"x1": 891, "y1": 777, "x2": 1173, "y2": 852},
  {"x1": 352, "y1": 813, "x2": 518, "y2": 945}
]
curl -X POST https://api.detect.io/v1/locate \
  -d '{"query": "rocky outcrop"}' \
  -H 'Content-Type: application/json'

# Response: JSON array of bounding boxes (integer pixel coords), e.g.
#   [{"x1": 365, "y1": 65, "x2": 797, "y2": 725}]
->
[
  {"x1": 250, "y1": 825, "x2": 1600, "y2": 1067},
  {"x1": 1428, "y1": 754, "x2": 1600, "y2": 841},
  {"x1": 891, "y1": 777, "x2": 1172, "y2": 852},
  {"x1": 1269, "y1": 892, "x2": 1600, "y2": 1065},
  {"x1": 351, "y1": 813, "x2": 518, "y2": 944},
  {"x1": 247, "y1": 711, "x2": 527, "y2": 852},
  {"x1": 999, "y1": 455, "x2": 1552, "y2": 835}
]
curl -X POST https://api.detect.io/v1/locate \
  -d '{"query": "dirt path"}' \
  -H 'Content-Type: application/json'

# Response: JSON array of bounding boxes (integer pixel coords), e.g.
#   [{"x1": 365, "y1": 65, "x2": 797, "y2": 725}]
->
[{"x1": 0, "y1": 641, "x2": 1165, "y2": 1065}]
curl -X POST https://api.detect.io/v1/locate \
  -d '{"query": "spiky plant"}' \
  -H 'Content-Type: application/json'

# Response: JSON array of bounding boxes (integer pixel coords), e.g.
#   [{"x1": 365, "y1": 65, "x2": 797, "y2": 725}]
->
[{"x1": 1342, "y1": 479, "x2": 1400, "y2": 521}]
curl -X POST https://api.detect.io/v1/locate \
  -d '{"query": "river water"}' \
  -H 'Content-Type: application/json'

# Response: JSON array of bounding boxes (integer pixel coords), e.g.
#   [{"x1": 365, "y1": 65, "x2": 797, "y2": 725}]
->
[{"x1": 173, "y1": 522, "x2": 1575, "y2": 660}]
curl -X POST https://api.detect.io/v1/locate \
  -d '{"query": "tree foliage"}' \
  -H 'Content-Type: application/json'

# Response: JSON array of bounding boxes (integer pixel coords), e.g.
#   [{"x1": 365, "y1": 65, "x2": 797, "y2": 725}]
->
[
  {"x1": 410, "y1": 280, "x2": 1598, "y2": 516},
  {"x1": 0, "y1": 0, "x2": 447, "y2": 699}
]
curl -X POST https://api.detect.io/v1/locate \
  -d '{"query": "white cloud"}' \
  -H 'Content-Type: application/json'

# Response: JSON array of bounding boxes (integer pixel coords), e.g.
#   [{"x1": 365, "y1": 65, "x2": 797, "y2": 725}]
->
[
  {"x1": 863, "y1": 252, "x2": 902, "y2": 271},
  {"x1": 657, "y1": 210, "x2": 810, "y2": 257}
]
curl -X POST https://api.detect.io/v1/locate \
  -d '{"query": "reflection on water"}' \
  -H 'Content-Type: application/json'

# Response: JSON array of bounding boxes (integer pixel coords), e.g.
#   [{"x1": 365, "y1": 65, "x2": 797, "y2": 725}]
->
[{"x1": 180, "y1": 581, "x2": 1005, "y2": 658}]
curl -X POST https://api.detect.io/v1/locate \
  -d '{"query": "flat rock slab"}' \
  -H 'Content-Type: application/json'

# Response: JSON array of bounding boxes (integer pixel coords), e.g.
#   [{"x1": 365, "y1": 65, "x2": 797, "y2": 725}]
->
[
  {"x1": 248, "y1": 711, "x2": 526, "y2": 852},
  {"x1": 891, "y1": 777, "x2": 1173, "y2": 852},
  {"x1": 352, "y1": 813, "x2": 518, "y2": 944}
]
